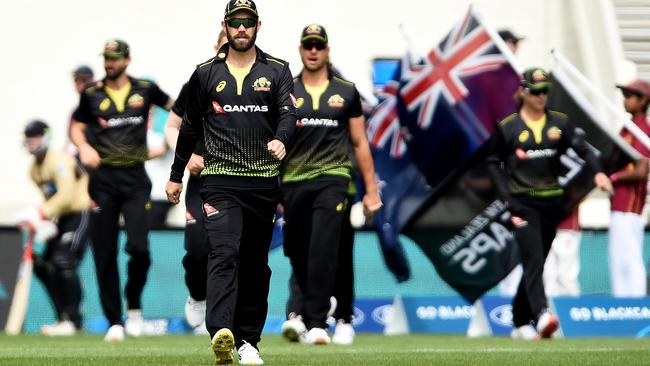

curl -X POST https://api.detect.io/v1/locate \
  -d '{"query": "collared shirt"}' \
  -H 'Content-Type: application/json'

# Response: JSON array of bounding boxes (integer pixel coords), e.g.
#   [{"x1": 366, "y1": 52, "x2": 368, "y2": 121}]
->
[
  {"x1": 170, "y1": 44, "x2": 296, "y2": 181},
  {"x1": 73, "y1": 76, "x2": 170, "y2": 167},
  {"x1": 611, "y1": 114, "x2": 650, "y2": 214},
  {"x1": 282, "y1": 70, "x2": 363, "y2": 183},
  {"x1": 491, "y1": 109, "x2": 601, "y2": 197}
]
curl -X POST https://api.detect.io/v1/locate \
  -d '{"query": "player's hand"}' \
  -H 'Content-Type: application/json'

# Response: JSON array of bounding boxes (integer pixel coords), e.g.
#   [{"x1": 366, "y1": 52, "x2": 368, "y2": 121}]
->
[
  {"x1": 594, "y1": 172, "x2": 613, "y2": 196},
  {"x1": 166, "y1": 181, "x2": 183, "y2": 204},
  {"x1": 187, "y1": 154, "x2": 205, "y2": 176},
  {"x1": 267, "y1": 139, "x2": 286, "y2": 160},
  {"x1": 34, "y1": 220, "x2": 58, "y2": 243},
  {"x1": 362, "y1": 191, "x2": 383, "y2": 219},
  {"x1": 79, "y1": 144, "x2": 101, "y2": 169}
]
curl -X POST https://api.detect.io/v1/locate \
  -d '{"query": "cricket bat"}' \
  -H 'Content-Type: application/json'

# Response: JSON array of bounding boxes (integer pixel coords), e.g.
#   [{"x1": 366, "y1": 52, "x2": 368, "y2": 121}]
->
[{"x1": 5, "y1": 231, "x2": 34, "y2": 335}]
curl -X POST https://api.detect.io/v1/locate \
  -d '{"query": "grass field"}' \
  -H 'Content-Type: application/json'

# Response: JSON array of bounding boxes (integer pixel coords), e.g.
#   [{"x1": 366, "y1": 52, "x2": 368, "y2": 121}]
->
[{"x1": 1, "y1": 334, "x2": 650, "y2": 365}]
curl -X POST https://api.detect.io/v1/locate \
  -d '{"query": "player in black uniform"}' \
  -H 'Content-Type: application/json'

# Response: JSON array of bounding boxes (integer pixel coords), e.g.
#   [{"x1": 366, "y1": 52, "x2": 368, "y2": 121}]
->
[
  {"x1": 489, "y1": 67, "x2": 611, "y2": 339},
  {"x1": 279, "y1": 24, "x2": 382, "y2": 345},
  {"x1": 166, "y1": 1, "x2": 296, "y2": 364},
  {"x1": 70, "y1": 39, "x2": 173, "y2": 341}
]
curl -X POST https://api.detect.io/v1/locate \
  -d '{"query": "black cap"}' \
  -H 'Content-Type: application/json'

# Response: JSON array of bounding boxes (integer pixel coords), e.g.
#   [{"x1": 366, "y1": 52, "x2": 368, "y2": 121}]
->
[
  {"x1": 73, "y1": 65, "x2": 94, "y2": 79},
  {"x1": 101, "y1": 39, "x2": 130, "y2": 59},
  {"x1": 24, "y1": 120, "x2": 50, "y2": 137},
  {"x1": 498, "y1": 29, "x2": 524, "y2": 44},
  {"x1": 301, "y1": 24, "x2": 328, "y2": 44},
  {"x1": 522, "y1": 67, "x2": 551, "y2": 91},
  {"x1": 224, "y1": 0, "x2": 258, "y2": 19}
]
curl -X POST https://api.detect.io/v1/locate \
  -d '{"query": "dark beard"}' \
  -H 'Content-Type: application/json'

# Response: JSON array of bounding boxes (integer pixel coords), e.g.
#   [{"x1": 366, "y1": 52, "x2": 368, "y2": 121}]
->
[
  {"x1": 227, "y1": 30, "x2": 257, "y2": 52},
  {"x1": 105, "y1": 65, "x2": 127, "y2": 80}
]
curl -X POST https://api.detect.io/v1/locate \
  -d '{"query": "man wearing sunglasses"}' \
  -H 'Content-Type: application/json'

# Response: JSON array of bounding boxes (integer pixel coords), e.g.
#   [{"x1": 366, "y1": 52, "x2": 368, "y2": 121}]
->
[
  {"x1": 279, "y1": 24, "x2": 382, "y2": 345},
  {"x1": 165, "y1": 0, "x2": 296, "y2": 364},
  {"x1": 609, "y1": 79, "x2": 650, "y2": 298},
  {"x1": 488, "y1": 67, "x2": 611, "y2": 340}
]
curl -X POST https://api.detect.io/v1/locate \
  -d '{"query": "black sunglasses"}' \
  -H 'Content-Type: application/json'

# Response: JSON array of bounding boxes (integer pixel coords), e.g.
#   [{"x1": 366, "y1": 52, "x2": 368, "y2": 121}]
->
[
  {"x1": 301, "y1": 42, "x2": 327, "y2": 51},
  {"x1": 226, "y1": 18, "x2": 257, "y2": 29},
  {"x1": 528, "y1": 87, "x2": 549, "y2": 96}
]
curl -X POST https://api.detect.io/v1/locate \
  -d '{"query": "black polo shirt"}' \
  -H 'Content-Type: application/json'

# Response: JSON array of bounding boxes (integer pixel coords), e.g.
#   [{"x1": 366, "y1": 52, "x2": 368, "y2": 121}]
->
[
  {"x1": 170, "y1": 44, "x2": 296, "y2": 182},
  {"x1": 73, "y1": 76, "x2": 170, "y2": 167},
  {"x1": 282, "y1": 71, "x2": 363, "y2": 183}
]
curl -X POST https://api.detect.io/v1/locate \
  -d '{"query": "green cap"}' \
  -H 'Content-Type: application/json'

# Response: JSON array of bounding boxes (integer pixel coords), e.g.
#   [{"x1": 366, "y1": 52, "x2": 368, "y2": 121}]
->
[
  {"x1": 224, "y1": 0, "x2": 258, "y2": 19},
  {"x1": 301, "y1": 24, "x2": 328, "y2": 44},
  {"x1": 101, "y1": 39, "x2": 130, "y2": 59},
  {"x1": 521, "y1": 67, "x2": 551, "y2": 91}
]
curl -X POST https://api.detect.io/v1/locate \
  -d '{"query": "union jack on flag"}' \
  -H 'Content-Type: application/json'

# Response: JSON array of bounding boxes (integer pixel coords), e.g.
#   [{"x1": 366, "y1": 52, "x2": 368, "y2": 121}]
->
[{"x1": 367, "y1": 80, "x2": 407, "y2": 158}]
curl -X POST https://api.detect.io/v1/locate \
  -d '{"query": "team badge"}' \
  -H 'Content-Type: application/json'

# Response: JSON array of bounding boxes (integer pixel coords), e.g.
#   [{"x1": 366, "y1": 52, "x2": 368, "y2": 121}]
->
[
  {"x1": 216, "y1": 80, "x2": 226, "y2": 92},
  {"x1": 518, "y1": 130, "x2": 530, "y2": 143},
  {"x1": 547, "y1": 126, "x2": 562, "y2": 141},
  {"x1": 295, "y1": 97, "x2": 304, "y2": 108},
  {"x1": 253, "y1": 77, "x2": 271, "y2": 91},
  {"x1": 212, "y1": 101, "x2": 226, "y2": 114},
  {"x1": 203, "y1": 203, "x2": 220, "y2": 217},
  {"x1": 305, "y1": 24, "x2": 322, "y2": 35},
  {"x1": 99, "y1": 98, "x2": 111, "y2": 111},
  {"x1": 327, "y1": 94, "x2": 345, "y2": 108},
  {"x1": 234, "y1": 0, "x2": 252, "y2": 7},
  {"x1": 127, "y1": 94, "x2": 144, "y2": 108}
]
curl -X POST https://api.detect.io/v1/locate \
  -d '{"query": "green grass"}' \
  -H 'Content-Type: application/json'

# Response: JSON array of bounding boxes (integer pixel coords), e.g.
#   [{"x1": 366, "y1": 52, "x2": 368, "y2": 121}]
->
[{"x1": 1, "y1": 334, "x2": 649, "y2": 365}]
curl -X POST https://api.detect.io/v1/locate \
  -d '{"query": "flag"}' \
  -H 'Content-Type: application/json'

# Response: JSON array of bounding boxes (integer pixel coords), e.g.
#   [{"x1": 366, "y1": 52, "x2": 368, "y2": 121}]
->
[
  {"x1": 396, "y1": 7, "x2": 521, "y2": 189},
  {"x1": 400, "y1": 63, "x2": 636, "y2": 303}
]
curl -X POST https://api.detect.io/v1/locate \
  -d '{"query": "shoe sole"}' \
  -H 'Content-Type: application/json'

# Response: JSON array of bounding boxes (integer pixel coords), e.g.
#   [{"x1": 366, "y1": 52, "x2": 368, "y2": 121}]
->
[
  {"x1": 311, "y1": 337, "x2": 330, "y2": 345},
  {"x1": 212, "y1": 328, "x2": 235, "y2": 365},
  {"x1": 540, "y1": 316, "x2": 559, "y2": 339}
]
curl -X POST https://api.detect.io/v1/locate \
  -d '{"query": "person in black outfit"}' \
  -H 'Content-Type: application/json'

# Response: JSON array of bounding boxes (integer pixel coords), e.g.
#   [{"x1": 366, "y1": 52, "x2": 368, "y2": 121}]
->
[
  {"x1": 489, "y1": 67, "x2": 611, "y2": 340},
  {"x1": 70, "y1": 39, "x2": 173, "y2": 341},
  {"x1": 166, "y1": 1, "x2": 296, "y2": 364}
]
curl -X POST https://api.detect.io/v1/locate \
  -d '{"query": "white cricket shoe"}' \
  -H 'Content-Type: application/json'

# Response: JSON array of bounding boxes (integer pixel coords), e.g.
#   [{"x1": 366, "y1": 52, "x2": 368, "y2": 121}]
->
[
  {"x1": 185, "y1": 296, "x2": 206, "y2": 328},
  {"x1": 193, "y1": 320, "x2": 209, "y2": 335},
  {"x1": 104, "y1": 324, "x2": 125, "y2": 342},
  {"x1": 510, "y1": 325, "x2": 540, "y2": 340},
  {"x1": 125, "y1": 309, "x2": 143, "y2": 337},
  {"x1": 305, "y1": 327, "x2": 330, "y2": 345},
  {"x1": 332, "y1": 320, "x2": 355, "y2": 345},
  {"x1": 280, "y1": 315, "x2": 307, "y2": 343},
  {"x1": 40, "y1": 320, "x2": 77, "y2": 336},
  {"x1": 536, "y1": 312, "x2": 559, "y2": 338},
  {"x1": 211, "y1": 328, "x2": 235, "y2": 365},
  {"x1": 238, "y1": 342, "x2": 264, "y2": 365}
]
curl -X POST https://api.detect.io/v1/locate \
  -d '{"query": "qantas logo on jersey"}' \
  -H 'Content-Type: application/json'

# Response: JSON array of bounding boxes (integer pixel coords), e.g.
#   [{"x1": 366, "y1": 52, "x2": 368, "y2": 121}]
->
[
  {"x1": 515, "y1": 148, "x2": 557, "y2": 160},
  {"x1": 213, "y1": 101, "x2": 269, "y2": 113},
  {"x1": 97, "y1": 116, "x2": 144, "y2": 128},
  {"x1": 296, "y1": 118, "x2": 339, "y2": 128}
]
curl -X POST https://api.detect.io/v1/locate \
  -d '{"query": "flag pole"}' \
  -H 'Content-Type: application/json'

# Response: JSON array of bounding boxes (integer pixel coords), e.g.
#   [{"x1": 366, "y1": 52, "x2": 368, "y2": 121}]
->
[
  {"x1": 552, "y1": 49, "x2": 650, "y2": 152},
  {"x1": 471, "y1": 6, "x2": 525, "y2": 75}
]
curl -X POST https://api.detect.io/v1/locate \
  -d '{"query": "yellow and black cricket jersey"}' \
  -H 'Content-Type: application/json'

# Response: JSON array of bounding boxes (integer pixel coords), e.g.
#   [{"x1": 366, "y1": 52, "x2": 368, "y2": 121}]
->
[
  {"x1": 492, "y1": 109, "x2": 601, "y2": 197},
  {"x1": 170, "y1": 45, "x2": 296, "y2": 182},
  {"x1": 73, "y1": 77, "x2": 170, "y2": 167},
  {"x1": 281, "y1": 71, "x2": 363, "y2": 183}
]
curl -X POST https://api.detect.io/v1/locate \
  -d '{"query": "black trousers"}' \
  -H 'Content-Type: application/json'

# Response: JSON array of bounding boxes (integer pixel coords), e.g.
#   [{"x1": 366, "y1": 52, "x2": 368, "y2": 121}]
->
[
  {"x1": 183, "y1": 174, "x2": 209, "y2": 302},
  {"x1": 88, "y1": 164, "x2": 152, "y2": 326},
  {"x1": 282, "y1": 177, "x2": 349, "y2": 329},
  {"x1": 509, "y1": 194, "x2": 564, "y2": 327},
  {"x1": 286, "y1": 194, "x2": 355, "y2": 323},
  {"x1": 33, "y1": 211, "x2": 90, "y2": 329},
  {"x1": 201, "y1": 176, "x2": 279, "y2": 349}
]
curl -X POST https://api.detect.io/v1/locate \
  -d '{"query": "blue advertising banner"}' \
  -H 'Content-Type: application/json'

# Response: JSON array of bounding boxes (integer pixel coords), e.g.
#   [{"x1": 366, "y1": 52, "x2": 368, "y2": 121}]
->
[
  {"x1": 402, "y1": 296, "x2": 473, "y2": 333},
  {"x1": 350, "y1": 298, "x2": 395, "y2": 333},
  {"x1": 480, "y1": 296, "x2": 514, "y2": 337},
  {"x1": 554, "y1": 296, "x2": 650, "y2": 337}
]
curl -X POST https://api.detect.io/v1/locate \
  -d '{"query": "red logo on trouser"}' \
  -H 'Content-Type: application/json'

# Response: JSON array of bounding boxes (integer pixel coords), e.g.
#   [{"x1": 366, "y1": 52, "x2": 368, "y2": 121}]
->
[
  {"x1": 186, "y1": 211, "x2": 196, "y2": 224},
  {"x1": 203, "y1": 203, "x2": 219, "y2": 217}
]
